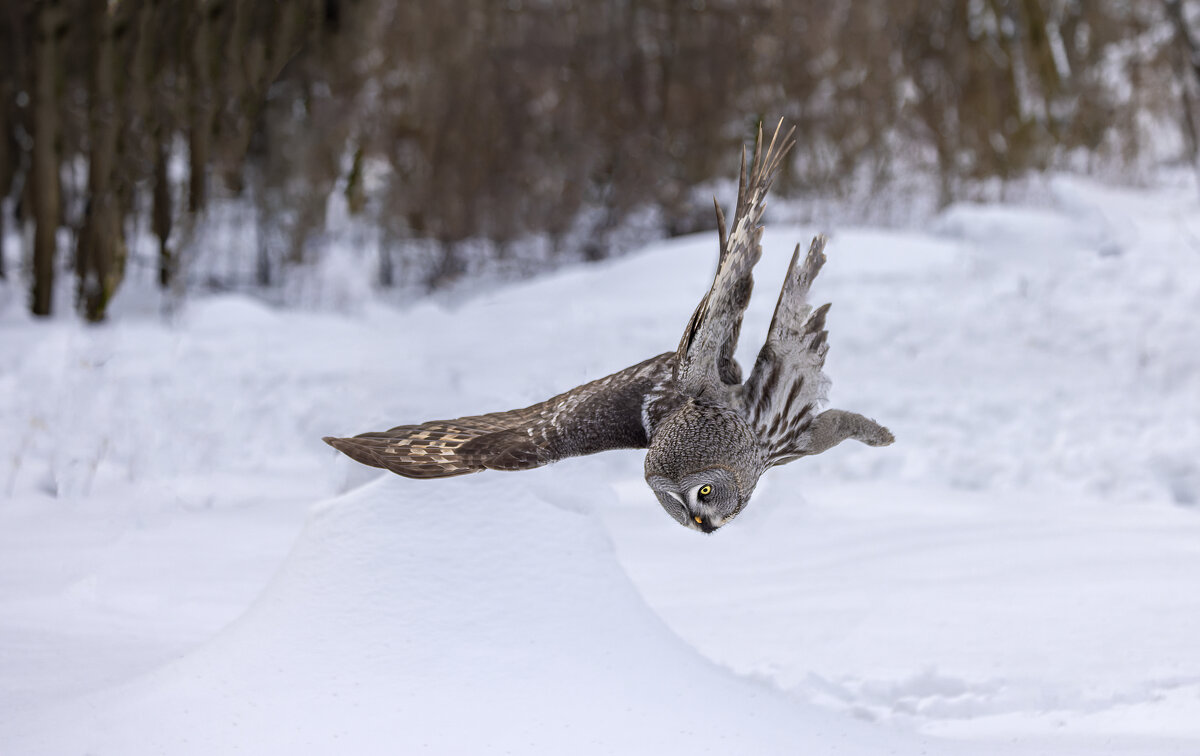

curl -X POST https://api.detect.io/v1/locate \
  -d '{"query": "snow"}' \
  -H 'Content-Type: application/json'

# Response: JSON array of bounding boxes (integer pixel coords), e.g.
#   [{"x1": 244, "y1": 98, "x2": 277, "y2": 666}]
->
[
  {"x1": 2, "y1": 174, "x2": 1199, "y2": 754},
  {"x1": 2, "y1": 475, "x2": 927, "y2": 755}
]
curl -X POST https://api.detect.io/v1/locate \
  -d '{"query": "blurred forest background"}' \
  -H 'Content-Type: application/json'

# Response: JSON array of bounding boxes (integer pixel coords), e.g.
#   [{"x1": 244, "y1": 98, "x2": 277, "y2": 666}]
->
[{"x1": 2, "y1": 0, "x2": 1200, "y2": 321}]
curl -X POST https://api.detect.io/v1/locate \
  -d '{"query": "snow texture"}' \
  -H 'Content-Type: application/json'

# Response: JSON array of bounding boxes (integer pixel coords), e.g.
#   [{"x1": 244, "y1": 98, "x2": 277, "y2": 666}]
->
[{"x1": 1, "y1": 174, "x2": 1199, "y2": 754}]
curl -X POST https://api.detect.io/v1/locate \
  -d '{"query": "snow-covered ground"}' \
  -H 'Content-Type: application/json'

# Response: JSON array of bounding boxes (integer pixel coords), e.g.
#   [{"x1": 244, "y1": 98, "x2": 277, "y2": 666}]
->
[{"x1": 1, "y1": 174, "x2": 1199, "y2": 754}]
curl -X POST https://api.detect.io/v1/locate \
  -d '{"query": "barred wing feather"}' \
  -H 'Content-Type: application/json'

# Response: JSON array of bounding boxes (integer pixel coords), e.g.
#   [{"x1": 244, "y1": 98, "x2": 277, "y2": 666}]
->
[{"x1": 324, "y1": 353, "x2": 676, "y2": 478}]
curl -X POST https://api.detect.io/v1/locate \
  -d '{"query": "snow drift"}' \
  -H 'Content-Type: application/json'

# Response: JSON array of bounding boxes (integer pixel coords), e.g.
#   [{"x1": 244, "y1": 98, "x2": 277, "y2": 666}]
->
[{"x1": 5, "y1": 473, "x2": 928, "y2": 755}]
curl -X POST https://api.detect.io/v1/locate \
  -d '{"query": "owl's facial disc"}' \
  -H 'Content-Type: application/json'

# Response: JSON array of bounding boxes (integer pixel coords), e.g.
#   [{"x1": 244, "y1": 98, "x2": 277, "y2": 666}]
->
[
  {"x1": 646, "y1": 467, "x2": 742, "y2": 534},
  {"x1": 643, "y1": 400, "x2": 762, "y2": 532}
]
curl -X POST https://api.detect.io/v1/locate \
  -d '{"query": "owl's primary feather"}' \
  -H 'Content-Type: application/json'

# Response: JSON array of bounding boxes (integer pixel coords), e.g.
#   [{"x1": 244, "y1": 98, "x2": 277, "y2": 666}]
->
[
  {"x1": 325, "y1": 119, "x2": 893, "y2": 532},
  {"x1": 674, "y1": 119, "x2": 795, "y2": 399}
]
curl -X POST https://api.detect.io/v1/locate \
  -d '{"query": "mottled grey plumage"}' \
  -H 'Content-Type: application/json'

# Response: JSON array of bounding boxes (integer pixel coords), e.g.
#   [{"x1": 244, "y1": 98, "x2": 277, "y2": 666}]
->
[{"x1": 324, "y1": 119, "x2": 893, "y2": 533}]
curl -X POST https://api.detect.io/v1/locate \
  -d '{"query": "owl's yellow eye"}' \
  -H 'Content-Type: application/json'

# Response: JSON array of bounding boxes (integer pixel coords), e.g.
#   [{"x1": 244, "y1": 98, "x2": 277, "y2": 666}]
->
[{"x1": 698, "y1": 484, "x2": 712, "y2": 497}]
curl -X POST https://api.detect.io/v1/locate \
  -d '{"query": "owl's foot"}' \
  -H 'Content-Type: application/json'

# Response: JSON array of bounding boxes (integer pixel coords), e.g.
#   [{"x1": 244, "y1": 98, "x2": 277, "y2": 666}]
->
[
  {"x1": 858, "y1": 419, "x2": 895, "y2": 447},
  {"x1": 804, "y1": 409, "x2": 895, "y2": 456}
]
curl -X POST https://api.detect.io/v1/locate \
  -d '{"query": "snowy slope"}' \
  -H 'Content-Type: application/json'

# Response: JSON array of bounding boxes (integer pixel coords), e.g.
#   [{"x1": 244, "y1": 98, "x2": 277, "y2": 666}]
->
[
  {"x1": 3, "y1": 474, "x2": 938, "y2": 755},
  {"x1": 1, "y1": 174, "x2": 1199, "y2": 754}
]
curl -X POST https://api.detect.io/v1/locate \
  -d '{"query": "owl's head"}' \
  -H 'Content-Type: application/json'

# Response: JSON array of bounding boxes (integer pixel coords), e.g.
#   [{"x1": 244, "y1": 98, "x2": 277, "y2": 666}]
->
[{"x1": 643, "y1": 401, "x2": 763, "y2": 533}]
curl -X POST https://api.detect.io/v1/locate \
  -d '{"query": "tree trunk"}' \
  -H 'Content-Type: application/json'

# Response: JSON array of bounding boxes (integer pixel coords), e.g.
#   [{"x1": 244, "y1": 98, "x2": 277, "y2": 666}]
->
[
  {"x1": 188, "y1": 1, "x2": 213, "y2": 214},
  {"x1": 1165, "y1": 0, "x2": 1200, "y2": 177},
  {"x1": 77, "y1": 0, "x2": 126, "y2": 322},
  {"x1": 154, "y1": 129, "x2": 174, "y2": 288},
  {"x1": 0, "y1": 142, "x2": 7, "y2": 281},
  {"x1": 0, "y1": 81, "x2": 11, "y2": 281},
  {"x1": 428, "y1": 239, "x2": 465, "y2": 291},
  {"x1": 256, "y1": 197, "x2": 272, "y2": 287},
  {"x1": 30, "y1": 1, "x2": 63, "y2": 317},
  {"x1": 1166, "y1": 0, "x2": 1200, "y2": 84},
  {"x1": 378, "y1": 240, "x2": 394, "y2": 288}
]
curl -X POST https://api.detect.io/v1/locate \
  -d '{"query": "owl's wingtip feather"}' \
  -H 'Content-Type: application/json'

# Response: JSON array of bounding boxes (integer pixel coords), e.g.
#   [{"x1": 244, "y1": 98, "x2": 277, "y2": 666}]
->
[{"x1": 323, "y1": 435, "x2": 387, "y2": 470}]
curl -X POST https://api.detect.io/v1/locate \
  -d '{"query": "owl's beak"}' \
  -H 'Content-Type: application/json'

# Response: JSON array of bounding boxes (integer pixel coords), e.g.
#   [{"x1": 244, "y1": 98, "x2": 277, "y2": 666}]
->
[{"x1": 692, "y1": 514, "x2": 717, "y2": 534}]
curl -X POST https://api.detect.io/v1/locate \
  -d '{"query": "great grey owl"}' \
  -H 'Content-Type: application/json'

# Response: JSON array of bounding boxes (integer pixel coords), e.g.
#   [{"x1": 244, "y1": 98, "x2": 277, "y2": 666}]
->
[{"x1": 325, "y1": 120, "x2": 894, "y2": 533}]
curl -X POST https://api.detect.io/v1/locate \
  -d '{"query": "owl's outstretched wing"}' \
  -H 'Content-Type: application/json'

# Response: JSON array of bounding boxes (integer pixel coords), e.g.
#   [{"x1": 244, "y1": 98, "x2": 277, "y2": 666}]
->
[
  {"x1": 674, "y1": 119, "x2": 795, "y2": 399},
  {"x1": 324, "y1": 353, "x2": 675, "y2": 479},
  {"x1": 742, "y1": 236, "x2": 893, "y2": 465}
]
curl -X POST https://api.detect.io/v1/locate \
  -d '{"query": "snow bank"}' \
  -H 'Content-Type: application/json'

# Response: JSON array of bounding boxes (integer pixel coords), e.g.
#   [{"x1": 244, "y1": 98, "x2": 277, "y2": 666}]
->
[
  {"x1": 4, "y1": 474, "x2": 921, "y2": 755},
  {"x1": 604, "y1": 479, "x2": 1200, "y2": 753}
]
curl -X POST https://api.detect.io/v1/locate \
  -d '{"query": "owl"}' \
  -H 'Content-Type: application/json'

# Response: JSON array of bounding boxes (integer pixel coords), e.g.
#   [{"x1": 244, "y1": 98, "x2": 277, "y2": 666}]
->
[{"x1": 325, "y1": 120, "x2": 893, "y2": 533}]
